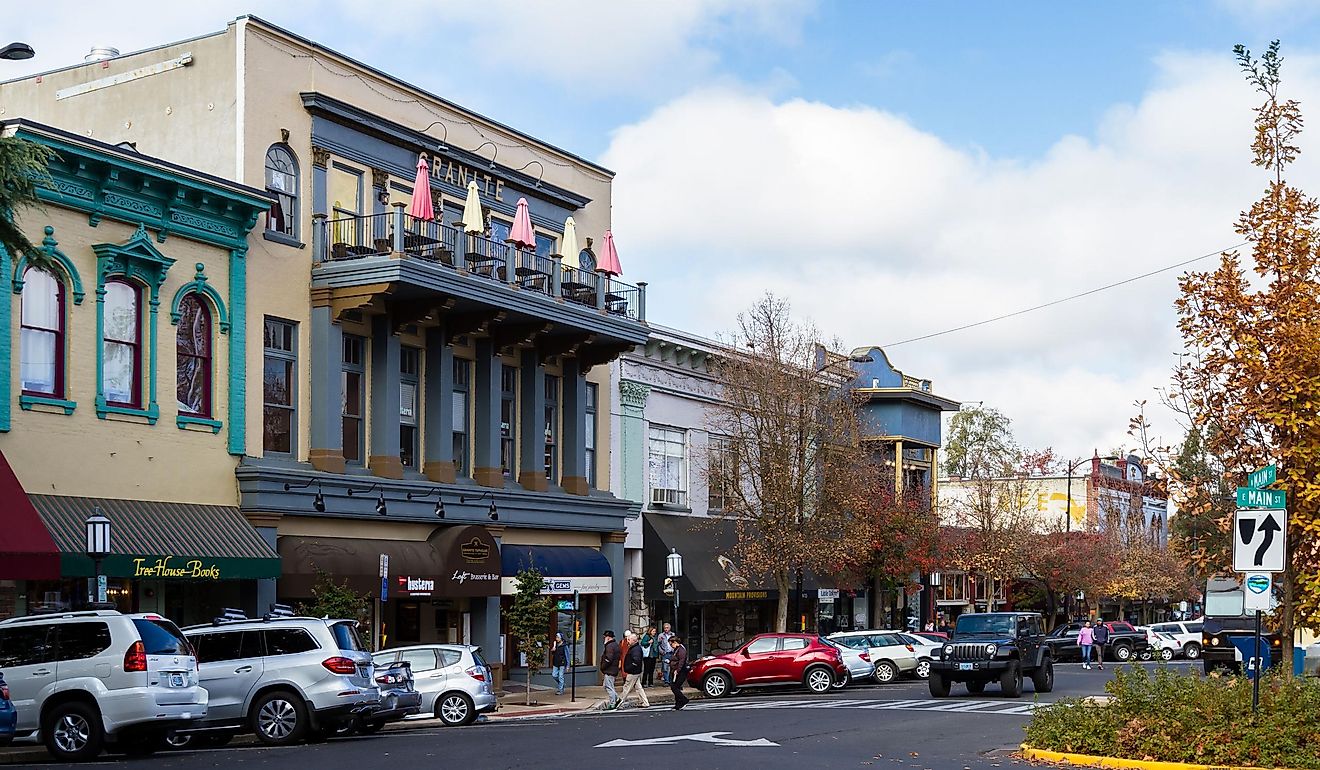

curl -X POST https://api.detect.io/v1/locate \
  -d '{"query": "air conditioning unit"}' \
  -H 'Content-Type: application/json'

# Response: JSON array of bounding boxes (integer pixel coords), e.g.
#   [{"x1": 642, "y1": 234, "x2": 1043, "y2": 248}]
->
[{"x1": 651, "y1": 488, "x2": 685, "y2": 506}]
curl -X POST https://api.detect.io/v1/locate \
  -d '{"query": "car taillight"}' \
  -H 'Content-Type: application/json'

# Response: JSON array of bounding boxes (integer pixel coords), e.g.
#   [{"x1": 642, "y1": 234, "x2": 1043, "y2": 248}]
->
[
  {"x1": 322, "y1": 656, "x2": 358, "y2": 675},
  {"x1": 1, "y1": 683, "x2": 9, "y2": 700},
  {"x1": 905, "y1": 644, "x2": 914, "y2": 653},
  {"x1": 859, "y1": 652, "x2": 870, "y2": 662},
  {"x1": 124, "y1": 641, "x2": 147, "y2": 672},
  {"x1": 466, "y1": 666, "x2": 486, "y2": 682}
]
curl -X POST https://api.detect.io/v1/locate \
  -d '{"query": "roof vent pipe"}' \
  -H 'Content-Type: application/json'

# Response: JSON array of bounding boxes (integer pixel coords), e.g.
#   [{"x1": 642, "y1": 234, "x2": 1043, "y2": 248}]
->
[{"x1": 84, "y1": 46, "x2": 119, "y2": 63}]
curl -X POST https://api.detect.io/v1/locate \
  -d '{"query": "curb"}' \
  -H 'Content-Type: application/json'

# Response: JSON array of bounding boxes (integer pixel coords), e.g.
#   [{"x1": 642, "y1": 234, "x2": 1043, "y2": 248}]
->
[{"x1": 1019, "y1": 744, "x2": 1307, "y2": 770}]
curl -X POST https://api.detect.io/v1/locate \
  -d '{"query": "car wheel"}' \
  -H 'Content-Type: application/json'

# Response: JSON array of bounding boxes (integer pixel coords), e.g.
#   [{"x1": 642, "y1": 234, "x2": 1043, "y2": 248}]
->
[
  {"x1": 804, "y1": 666, "x2": 834, "y2": 694},
  {"x1": 928, "y1": 672, "x2": 950, "y2": 697},
  {"x1": 873, "y1": 661, "x2": 898, "y2": 684},
  {"x1": 1184, "y1": 643, "x2": 1201, "y2": 660},
  {"x1": 831, "y1": 671, "x2": 850, "y2": 690},
  {"x1": 250, "y1": 690, "x2": 308, "y2": 746},
  {"x1": 914, "y1": 658, "x2": 932, "y2": 680},
  {"x1": 1114, "y1": 644, "x2": 1133, "y2": 662},
  {"x1": 999, "y1": 661, "x2": 1023, "y2": 698},
  {"x1": 966, "y1": 680, "x2": 986, "y2": 694},
  {"x1": 164, "y1": 731, "x2": 193, "y2": 750},
  {"x1": 702, "y1": 671, "x2": 732, "y2": 699},
  {"x1": 43, "y1": 701, "x2": 104, "y2": 761},
  {"x1": 1031, "y1": 659, "x2": 1055, "y2": 694},
  {"x1": 437, "y1": 692, "x2": 476, "y2": 726},
  {"x1": 1138, "y1": 650, "x2": 1153, "y2": 661},
  {"x1": 356, "y1": 720, "x2": 384, "y2": 735},
  {"x1": 1159, "y1": 647, "x2": 1174, "y2": 662}
]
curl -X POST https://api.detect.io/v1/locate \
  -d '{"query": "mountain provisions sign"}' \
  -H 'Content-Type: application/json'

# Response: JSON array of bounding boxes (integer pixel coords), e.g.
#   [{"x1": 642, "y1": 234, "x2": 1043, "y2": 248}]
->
[{"x1": 1233, "y1": 509, "x2": 1287, "y2": 573}]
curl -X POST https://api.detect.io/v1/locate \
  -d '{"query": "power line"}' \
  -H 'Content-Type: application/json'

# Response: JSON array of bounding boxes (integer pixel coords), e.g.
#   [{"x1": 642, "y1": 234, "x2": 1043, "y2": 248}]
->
[{"x1": 882, "y1": 241, "x2": 1250, "y2": 348}]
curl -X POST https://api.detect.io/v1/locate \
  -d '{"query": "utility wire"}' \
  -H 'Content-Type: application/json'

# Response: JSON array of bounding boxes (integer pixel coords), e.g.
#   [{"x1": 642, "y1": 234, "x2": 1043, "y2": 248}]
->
[{"x1": 882, "y1": 241, "x2": 1250, "y2": 348}]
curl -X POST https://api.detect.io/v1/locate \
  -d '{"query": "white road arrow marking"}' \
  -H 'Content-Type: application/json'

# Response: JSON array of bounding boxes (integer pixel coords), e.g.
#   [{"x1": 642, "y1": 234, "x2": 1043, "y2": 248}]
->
[{"x1": 595, "y1": 731, "x2": 779, "y2": 748}]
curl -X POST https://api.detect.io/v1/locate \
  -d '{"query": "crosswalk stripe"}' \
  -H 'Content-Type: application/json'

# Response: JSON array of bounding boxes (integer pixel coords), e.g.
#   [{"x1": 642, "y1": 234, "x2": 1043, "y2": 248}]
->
[{"x1": 860, "y1": 699, "x2": 930, "y2": 709}]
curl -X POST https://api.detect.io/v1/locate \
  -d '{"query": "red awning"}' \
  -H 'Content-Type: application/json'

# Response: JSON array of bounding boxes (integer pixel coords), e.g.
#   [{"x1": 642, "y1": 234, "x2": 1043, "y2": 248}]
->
[{"x1": 0, "y1": 449, "x2": 60, "y2": 579}]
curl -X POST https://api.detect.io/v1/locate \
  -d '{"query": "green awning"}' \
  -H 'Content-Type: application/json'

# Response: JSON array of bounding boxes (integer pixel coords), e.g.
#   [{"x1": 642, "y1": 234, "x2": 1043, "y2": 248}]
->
[{"x1": 29, "y1": 495, "x2": 280, "y2": 580}]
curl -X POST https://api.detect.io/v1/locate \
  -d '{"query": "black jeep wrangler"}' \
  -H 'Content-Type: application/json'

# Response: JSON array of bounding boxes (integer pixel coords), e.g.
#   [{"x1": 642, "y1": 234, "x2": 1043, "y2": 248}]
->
[{"x1": 928, "y1": 612, "x2": 1054, "y2": 698}]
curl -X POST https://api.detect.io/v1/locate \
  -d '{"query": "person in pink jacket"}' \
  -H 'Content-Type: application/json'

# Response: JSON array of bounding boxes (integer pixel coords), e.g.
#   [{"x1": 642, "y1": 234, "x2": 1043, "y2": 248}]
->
[{"x1": 1078, "y1": 621, "x2": 1096, "y2": 669}]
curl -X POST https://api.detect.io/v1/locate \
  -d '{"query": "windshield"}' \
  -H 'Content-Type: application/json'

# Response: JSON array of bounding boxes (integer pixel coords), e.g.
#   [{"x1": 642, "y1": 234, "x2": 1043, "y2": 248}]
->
[
  {"x1": 330, "y1": 621, "x2": 365, "y2": 652},
  {"x1": 132, "y1": 618, "x2": 191, "y2": 655},
  {"x1": 1206, "y1": 590, "x2": 1245, "y2": 617},
  {"x1": 954, "y1": 615, "x2": 1014, "y2": 637}
]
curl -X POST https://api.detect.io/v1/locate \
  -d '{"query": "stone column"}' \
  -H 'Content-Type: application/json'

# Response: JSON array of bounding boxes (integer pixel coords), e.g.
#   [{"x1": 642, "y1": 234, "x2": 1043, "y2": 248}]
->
[
  {"x1": 368, "y1": 315, "x2": 403, "y2": 479},
  {"x1": 560, "y1": 358, "x2": 588, "y2": 495},
  {"x1": 517, "y1": 348, "x2": 547, "y2": 492},
  {"x1": 423, "y1": 324, "x2": 456, "y2": 483},
  {"x1": 598, "y1": 532, "x2": 627, "y2": 639},
  {"x1": 471, "y1": 525, "x2": 504, "y2": 668},
  {"x1": 618, "y1": 381, "x2": 651, "y2": 503},
  {"x1": 307, "y1": 294, "x2": 345, "y2": 472},
  {"x1": 472, "y1": 339, "x2": 503, "y2": 488}
]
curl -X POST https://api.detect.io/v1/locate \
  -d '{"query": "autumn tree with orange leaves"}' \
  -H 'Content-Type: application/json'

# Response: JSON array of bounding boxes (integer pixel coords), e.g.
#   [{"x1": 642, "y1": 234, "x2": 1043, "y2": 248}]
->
[{"x1": 1170, "y1": 41, "x2": 1320, "y2": 642}]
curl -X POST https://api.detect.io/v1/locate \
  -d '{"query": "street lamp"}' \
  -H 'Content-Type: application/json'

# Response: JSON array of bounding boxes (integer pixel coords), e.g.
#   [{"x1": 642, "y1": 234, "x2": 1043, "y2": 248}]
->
[
  {"x1": 666, "y1": 548, "x2": 683, "y2": 634},
  {"x1": 85, "y1": 507, "x2": 112, "y2": 605},
  {"x1": 1064, "y1": 455, "x2": 1119, "y2": 533},
  {"x1": 1, "y1": 43, "x2": 35, "y2": 61}
]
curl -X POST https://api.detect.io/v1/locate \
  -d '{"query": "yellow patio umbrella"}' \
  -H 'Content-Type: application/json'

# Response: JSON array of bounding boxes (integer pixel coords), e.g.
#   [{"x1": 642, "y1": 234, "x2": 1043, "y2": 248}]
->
[
  {"x1": 556, "y1": 217, "x2": 581, "y2": 269},
  {"x1": 459, "y1": 180, "x2": 484, "y2": 234}
]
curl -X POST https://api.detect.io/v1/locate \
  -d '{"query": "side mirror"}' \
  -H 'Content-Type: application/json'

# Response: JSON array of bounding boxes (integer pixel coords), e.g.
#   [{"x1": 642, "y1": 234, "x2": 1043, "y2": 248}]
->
[{"x1": 741, "y1": 649, "x2": 751, "y2": 657}]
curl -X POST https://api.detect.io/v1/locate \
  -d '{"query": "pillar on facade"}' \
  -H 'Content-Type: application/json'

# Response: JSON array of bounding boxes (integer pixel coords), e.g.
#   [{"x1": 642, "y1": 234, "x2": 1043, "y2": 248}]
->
[
  {"x1": 560, "y1": 357, "x2": 588, "y2": 495},
  {"x1": 618, "y1": 381, "x2": 650, "y2": 503},
  {"x1": 368, "y1": 315, "x2": 403, "y2": 479},
  {"x1": 472, "y1": 339, "x2": 503, "y2": 488},
  {"x1": 308, "y1": 295, "x2": 345, "y2": 473},
  {"x1": 471, "y1": 525, "x2": 504, "y2": 668},
  {"x1": 598, "y1": 532, "x2": 627, "y2": 639},
  {"x1": 423, "y1": 324, "x2": 456, "y2": 483},
  {"x1": 894, "y1": 439, "x2": 904, "y2": 495},
  {"x1": 246, "y1": 514, "x2": 280, "y2": 617},
  {"x1": 517, "y1": 348, "x2": 547, "y2": 492}
]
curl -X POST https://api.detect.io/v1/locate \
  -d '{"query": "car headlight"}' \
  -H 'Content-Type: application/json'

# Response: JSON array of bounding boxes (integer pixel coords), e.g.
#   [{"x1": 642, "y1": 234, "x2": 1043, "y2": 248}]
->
[
  {"x1": 986, "y1": 644, "x2": 997, "y2": 657},
  {"x1": 1210, "y1": 637, "x2": 1219, "y2": 646},
  {"x1": 943, "y1": 645, "x2": 953, "y2": 658}
]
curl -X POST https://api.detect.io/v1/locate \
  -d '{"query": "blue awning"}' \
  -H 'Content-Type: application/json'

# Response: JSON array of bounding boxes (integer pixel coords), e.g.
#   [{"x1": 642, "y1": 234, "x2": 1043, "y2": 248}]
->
[{"x1": 501, "y1": 545, "x2": 612, "y2": 578}]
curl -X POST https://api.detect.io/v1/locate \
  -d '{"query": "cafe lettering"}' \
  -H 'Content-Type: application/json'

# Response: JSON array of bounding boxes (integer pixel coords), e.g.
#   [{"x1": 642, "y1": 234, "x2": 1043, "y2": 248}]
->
[
  {"x1": 430, "y1": 158, "x2": 506, "y2": 204},
  {"x1": 133, "y1": 557, "x2": 224, "y2": 580}
]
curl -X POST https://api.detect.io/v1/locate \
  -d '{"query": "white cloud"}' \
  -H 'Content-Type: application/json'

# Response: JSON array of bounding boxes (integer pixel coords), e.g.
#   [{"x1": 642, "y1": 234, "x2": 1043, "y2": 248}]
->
[{"x1": 602, "y1": 51, "x2": 1320, "y2": 459}]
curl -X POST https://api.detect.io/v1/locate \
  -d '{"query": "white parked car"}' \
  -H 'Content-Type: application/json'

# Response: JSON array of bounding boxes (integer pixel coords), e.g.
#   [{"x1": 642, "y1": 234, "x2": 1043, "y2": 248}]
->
[
  {"x1": 827, "y1": 631, "x2": 919, "y2": 683},
  {"x1": 893, "y1": 632, "x2": 941, "y2": 679},
  {"x1": 1136, "y1": 627, "x2": 1177, "y2": 661},
  {"x1": 1148, "y1": 620, "x2": 1204, "y2": 660},
  {"x1": 819, "y1": 637, "x2": 874, "y2": 688}
]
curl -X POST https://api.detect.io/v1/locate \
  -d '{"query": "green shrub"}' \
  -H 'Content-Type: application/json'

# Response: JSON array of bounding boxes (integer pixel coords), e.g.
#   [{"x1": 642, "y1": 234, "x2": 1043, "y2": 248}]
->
[{"x1": 1024, "y1": 666, "x2": 1320, "y2": 769}]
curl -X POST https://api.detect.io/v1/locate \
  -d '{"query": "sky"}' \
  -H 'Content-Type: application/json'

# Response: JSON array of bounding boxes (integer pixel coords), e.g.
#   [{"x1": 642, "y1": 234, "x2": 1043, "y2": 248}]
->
[{"x1": 8, "y1": 0, "x2": 1320, "y2": 463}]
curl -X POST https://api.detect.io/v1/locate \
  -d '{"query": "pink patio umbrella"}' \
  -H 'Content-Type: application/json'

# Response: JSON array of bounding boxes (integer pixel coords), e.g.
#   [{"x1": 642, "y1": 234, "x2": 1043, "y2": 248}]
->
[
  {"x1": 508, "y1": 197, "x2": 537, "y2": 249},
  {"x1": 596, "y1": 229, "x2": 623, "y2": 276},
  {"x1": 407, "y1": 154, "x2": 434, "y2": 221}
]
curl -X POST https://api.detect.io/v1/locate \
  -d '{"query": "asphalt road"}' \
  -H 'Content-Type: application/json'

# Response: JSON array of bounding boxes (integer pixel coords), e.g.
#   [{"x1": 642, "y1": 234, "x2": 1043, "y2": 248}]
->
[{"x1": 7, "y1": 661, "x2": 1196, "y2": 770}]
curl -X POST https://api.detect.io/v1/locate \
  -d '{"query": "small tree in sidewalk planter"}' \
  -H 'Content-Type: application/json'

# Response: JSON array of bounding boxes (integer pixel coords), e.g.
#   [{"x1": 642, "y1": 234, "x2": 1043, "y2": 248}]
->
[
  {"x1": 505, "y1": 566, "x2": 555, "y2": 706},
  {"x1": 296, "y1": 568, "x2": 374, "y2": 647}
]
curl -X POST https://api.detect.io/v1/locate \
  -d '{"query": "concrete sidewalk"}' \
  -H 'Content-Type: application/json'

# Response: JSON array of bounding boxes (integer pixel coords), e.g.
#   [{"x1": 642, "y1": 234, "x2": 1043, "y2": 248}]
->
[{"x1": 492, "y1": 680, "x2": 683, "y2": 718}]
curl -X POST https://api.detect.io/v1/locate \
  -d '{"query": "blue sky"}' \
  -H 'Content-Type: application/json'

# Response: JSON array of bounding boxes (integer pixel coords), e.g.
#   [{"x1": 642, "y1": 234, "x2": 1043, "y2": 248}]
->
[{"x1": 9, "y1": 0, "x2": 1320, "y2": 457}]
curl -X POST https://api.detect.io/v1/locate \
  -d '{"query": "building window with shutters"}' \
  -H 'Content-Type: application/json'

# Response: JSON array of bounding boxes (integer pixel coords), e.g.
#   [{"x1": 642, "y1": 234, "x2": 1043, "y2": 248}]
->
[{"x1": 400, "y1": 347, "x2": 420, "y2": 469}]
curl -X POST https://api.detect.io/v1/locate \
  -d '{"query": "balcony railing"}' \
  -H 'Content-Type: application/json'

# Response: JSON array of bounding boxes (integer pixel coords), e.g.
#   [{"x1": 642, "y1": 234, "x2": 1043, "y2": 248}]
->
[{"x1": 314, "y1": 206, "x2": 646, "y2": 322}]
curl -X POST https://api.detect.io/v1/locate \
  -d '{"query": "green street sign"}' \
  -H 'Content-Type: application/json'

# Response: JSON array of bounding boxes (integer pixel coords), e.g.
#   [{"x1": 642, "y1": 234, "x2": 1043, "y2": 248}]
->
[
  {"x1": 1237, "y1": 487, "x2": 1286, "y2": 509},
  {"x1": 1248, "y1": 464, "x2": 1277, "y2": 490}
]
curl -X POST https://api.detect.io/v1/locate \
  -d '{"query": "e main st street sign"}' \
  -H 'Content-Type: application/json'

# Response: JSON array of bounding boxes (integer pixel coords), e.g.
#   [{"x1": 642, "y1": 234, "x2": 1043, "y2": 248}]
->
[{"x1": 1236, "y1": 487, "x2": 1286, "y2": 509}]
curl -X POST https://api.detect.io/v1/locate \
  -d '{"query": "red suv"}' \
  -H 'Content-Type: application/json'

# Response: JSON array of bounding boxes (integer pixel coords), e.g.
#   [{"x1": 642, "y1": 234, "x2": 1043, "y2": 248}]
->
[{"x1": 687, "y1": 633, "x2": 848, "y2": 699}]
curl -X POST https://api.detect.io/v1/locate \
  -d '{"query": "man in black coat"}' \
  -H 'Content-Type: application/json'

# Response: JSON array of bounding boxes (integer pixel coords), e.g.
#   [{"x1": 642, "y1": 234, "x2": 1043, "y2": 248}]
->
[
  {"x1": 668, "y1": 635, "x2": 690, "y2": 710},
  {"x1": 616, "y1": 630, "x2": 651, "y2": 708},
  {"x1": 599, "y1": 630, "x2": 620, "y2": 708}
]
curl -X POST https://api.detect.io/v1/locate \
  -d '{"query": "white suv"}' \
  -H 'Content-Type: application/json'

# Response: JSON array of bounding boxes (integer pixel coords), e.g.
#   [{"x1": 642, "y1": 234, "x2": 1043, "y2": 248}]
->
[
  {"x1": 1149, "y1": 620, "x2": 1204, "y2": 660},
  {"x1": 0, "y1": 610, "x2": 206, "y2": 760}
]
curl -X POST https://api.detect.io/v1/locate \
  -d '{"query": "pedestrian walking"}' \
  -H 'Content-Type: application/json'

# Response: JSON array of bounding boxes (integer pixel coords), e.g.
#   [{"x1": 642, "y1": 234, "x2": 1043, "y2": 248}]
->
[
  {"x1": 550, "y1": 632, "x2": 568, "y2": 696},
  {"x1": 1078, "y1": 621, "x2": 1095, "y2": 669},
  {"x1": 641, "y1": 625, "x2": 658, "y2": 687},
  {"x1": 600, "y1": 630, "x2": 621, "y2": 708},
  {"x1": 616, "y1": 631, "x2": 651, "y2": 709},
  {"x1": 668, "y1": 634, "x2": 690, "y2": 710},
  {"x1": 657, "y1": 622, "x2": 675, "y2": 684},
  {"x1": 1092, "y1": 621, "x2": 1109, "y2": 671}
]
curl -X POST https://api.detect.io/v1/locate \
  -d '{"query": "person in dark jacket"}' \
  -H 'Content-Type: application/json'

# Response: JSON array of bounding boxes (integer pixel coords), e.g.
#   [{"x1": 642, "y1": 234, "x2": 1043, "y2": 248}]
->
[
  {"x1": 668, "y1": 635, "x2": 690, "y2": 710},
  {"x1": 616, "y1": 630, "x2": 651, "y2": 708},
  {"x1": 600, "y1": 630, "x2": 620, "y2": 708},
  {"x1": 551, "y1": 632, "x2": 569, "y2": 696},
  {"x1": 1093, "y1": 622, "x2": 1110, "y2": 670}
]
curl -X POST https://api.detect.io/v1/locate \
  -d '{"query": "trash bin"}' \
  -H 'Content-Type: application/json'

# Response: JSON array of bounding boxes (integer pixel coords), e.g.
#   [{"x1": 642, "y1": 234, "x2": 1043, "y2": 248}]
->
[
  {"x1": 489, "y1": 662, "x2": 505, "y2": 692},
  {"x1": 1294, "y1": 646, "x2": 1306, "y2": 677}
]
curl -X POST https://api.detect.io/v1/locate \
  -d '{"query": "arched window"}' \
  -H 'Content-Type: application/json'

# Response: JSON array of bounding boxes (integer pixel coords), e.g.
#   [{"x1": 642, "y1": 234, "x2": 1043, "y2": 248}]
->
[
  {"x1": 265, "y1": 144, "x2": 299, "y2": 238},
  {"x1": 20, "y1": 267, "x2": 65, "y2": 397},
  {"x1": 102, "y1": 279, "x2": 141, "y2": 407},
  {"x1": 176, "y1": 294, "x2": 212, "y2": 417}
]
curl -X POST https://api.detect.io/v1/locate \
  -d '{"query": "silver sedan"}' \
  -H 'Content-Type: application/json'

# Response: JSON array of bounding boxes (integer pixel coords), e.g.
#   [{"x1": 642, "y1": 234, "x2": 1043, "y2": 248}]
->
[{"x1": 372, "y1": 644, "x2": 497, "y2": 727}]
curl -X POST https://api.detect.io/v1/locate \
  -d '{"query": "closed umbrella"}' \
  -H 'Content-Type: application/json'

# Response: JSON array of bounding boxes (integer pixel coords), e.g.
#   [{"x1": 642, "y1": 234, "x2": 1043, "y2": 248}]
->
[
  {"x1": 508, "y1": 197, "x2": 536, "y2": 249},
  {"x1": 408, "y1": 154, "x2": 434, "y2": 221},
  {"x1": 460, "y1": 180, "x2": 484, "y2": 234},
  {"x1": 596, "y1": 229, "x2": 623, "y2": 276},
  {"x1": 556, "y1": 217, "x2": 580, "y2": 269}
]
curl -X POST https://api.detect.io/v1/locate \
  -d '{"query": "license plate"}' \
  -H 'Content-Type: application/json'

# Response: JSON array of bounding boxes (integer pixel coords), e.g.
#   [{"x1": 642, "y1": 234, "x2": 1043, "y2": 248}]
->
[
  {"x1": 169, "y1": 674, "x2": 185, "y2": 687},
  {"x1": 958, "y1": 663, "x2": 974, "y2": 671}
]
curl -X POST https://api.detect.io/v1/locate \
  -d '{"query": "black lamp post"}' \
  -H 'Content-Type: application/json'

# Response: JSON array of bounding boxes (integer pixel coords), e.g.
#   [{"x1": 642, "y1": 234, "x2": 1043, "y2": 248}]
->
[
  {"x1": 85, "y1": 507, "x2": 111, "y2": 605},
  {"x1": 666, "y1": 547, "x2": 683, "y2": 635},
  {"x1": 1, "y1": 43, "x2": 34, "y2": 61}
]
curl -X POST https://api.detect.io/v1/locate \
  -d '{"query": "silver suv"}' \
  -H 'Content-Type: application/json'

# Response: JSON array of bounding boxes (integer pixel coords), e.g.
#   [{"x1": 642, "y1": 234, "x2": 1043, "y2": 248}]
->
[
  {"x1": 181, "y1": 609, "x2": 378, "y2": 746},
  {"x1": 372, "y1": 644, "x2": 495, "y2": 726},
  {"x1": 0, "y1": 610, "x2": 205, "y2": 761}
]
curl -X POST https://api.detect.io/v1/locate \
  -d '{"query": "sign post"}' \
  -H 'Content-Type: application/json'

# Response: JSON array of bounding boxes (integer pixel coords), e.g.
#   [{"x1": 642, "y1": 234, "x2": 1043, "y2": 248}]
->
[
  {"x1": 570, "y1": 589, "x2": 579, "y2": 703},
  {"x1": 376, "y1": 554, "x2": 389, "y2": 652},
  {"x1": 1237, "y1": 465, "x2": 1284, "y2": 713}
]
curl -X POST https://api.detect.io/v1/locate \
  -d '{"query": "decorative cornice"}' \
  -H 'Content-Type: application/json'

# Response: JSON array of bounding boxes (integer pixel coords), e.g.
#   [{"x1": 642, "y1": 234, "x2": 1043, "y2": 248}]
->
[
  {"x1": 311, "y1": 146, "x2": 331, "y2": 169},
  {"x1": 619, "y1": 380, "x2": 651, "y2": 409},
  {"x1": 370, "y1": 167, "x2": 389, "y2": 190}
]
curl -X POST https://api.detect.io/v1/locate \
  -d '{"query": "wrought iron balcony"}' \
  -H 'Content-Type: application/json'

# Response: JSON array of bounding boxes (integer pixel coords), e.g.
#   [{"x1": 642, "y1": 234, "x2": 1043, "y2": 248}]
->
[{"x1": 312, "y1": 207, "x2": 646, "y2": 322}]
